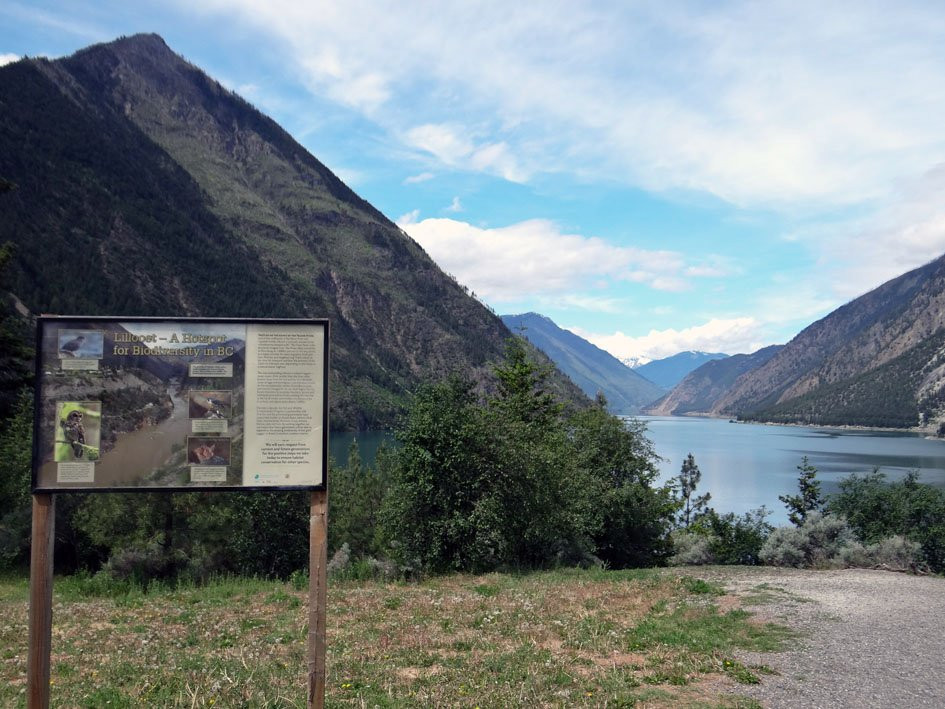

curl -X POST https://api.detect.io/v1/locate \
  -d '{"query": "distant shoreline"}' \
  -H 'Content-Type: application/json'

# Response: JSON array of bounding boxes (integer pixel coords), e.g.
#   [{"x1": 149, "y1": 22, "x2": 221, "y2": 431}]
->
[{"x1": 635, "y1": 411, "x2": 945, "y2": 440}]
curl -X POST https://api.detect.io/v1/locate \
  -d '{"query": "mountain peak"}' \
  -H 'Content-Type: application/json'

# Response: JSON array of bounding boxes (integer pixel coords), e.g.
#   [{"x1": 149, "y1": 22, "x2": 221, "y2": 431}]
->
[
  {"x1": 72, "y1": 33, "x2": 178, "y2": 65},
  {"x1": 0, "y1": 33, "x2": 588, "y2": 429}
]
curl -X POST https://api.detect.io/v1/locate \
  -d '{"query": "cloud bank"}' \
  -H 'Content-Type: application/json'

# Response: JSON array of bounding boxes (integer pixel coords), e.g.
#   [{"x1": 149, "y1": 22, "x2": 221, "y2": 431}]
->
[
  {"x1": 573, "y1": 318, "x2": 766, "y2": 361},
  {"x1": 397, "y1": 216, "x2": 726, "y2": 304}
]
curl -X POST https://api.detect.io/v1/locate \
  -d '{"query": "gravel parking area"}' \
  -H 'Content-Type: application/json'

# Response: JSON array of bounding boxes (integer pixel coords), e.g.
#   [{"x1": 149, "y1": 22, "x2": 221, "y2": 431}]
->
[{"x1": 680, "y1": 566, "x2": 945, "y2": 708}]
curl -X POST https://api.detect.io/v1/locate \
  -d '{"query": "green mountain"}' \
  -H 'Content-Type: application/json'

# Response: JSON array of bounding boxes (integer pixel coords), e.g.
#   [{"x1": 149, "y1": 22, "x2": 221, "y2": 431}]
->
[
  {"x1": 703, "y1": 254, "x2": 945, "y2": 429},
  {"x1": 634, "y1": 351, "x2": 729, "y2": 390},
  {"x1": 501, "y1": 312, "x2": 665, "y2": 414},
  {"x1": 0, "y1": 34, "x2": 584, "y2": 429},
  {"x1": 644, "y1": 345, "x2": 782, "y2": 416}
]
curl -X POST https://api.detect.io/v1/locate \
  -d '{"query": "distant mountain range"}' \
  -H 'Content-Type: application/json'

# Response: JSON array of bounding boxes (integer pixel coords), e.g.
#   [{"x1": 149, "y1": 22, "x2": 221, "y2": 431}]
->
[
  {"x1": 645, "y1": 346, "x2": 783, "y2": 416},
  {"x1": 649, "y1": 253, "x2": 945, "y2": 430},
  {"x1": 0, "y1": 34, "x2": 586, "y2": 429},
  {"x1": 622, "y1": 355, "x2": 652, "y2": 369},
  {"x1": 634, "y1": 351, "x2": 729, "y2": 390},
  {"x1": 501, "y1": 313, "x2": 664, "y2": 414}
]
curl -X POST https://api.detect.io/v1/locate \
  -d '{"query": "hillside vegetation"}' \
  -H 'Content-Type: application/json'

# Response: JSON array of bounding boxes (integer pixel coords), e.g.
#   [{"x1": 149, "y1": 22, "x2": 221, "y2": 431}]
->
[
  {"x1": 648, "y1": 252, "x2": 945, "y2": 430},
  {"x1": 501, "y1": 312, "x2": 665, "y2": 414},
  {"x1": 0, "y1": 34, "x2": 584, "y2": 430},
  {"x1": 709, "y1": 255, "x2": 945, "y2": 429}
]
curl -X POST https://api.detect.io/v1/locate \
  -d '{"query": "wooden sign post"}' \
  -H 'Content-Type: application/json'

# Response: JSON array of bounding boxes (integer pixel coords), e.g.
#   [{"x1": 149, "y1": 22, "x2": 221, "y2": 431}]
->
[
  {"x1": 308, "y1": 488, "x2": 328, "y2": 709},
  {"x1": 27, "y1": 494, "x2": 55, "y2": 709},
  {"x1": 27, "y1": 317, "x2": 330, "y2": 707}
]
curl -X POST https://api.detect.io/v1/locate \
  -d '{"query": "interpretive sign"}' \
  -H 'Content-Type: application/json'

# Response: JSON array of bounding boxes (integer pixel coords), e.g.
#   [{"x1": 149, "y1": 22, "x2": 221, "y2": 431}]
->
[{"x1": 32, "y1": 316, "x2": 329, "y2": 492}]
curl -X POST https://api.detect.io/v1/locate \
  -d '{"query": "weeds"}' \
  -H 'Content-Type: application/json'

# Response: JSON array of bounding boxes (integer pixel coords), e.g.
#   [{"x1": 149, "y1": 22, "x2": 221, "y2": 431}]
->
[{"x1": 0, "y1": 569, "x2": 792, "y2": 707}]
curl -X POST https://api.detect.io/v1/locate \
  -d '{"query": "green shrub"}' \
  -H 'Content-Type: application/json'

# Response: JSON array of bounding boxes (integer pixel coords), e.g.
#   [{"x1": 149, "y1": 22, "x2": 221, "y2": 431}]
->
[
  {"x1": 668, "y1": 531, "x2": 714, "y2": 566},
  {"x1": 827, "y1": 471, "x2": 945, "y2": 572},
  {"x1": 691, "y1": 508, "x2": 773, "y2": 565},
  {"x1": 838, "y1": 535, "x2": 923, "y2": 571},
  {"x1": 382, "y1": 341, "x2": 675, "y2": 574},
  {"x1": 760, "y1": 512, "x2": 856, "y2": 568}
]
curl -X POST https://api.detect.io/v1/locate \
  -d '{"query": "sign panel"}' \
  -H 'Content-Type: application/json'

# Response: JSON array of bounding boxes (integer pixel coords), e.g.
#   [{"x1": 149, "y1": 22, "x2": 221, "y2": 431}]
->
[{"x1": 32, "y1": 316, "x2": 328, "y2": 492}]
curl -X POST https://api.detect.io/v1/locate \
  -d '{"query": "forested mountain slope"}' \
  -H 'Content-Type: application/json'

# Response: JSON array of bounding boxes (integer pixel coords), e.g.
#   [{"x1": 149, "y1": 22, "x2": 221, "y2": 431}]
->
[
  {"x1": 501, "y1": 312, "x2": 665, "y2": 414},
  {"x1": 708, "y1": 254, "x2": 945, "y2": 428},
  {"x1": 0, "y1": 34, "x2": 584, "y2": 429},
  {"x1": 645, "y1": 345, "x2": 783, "y2": 416}
]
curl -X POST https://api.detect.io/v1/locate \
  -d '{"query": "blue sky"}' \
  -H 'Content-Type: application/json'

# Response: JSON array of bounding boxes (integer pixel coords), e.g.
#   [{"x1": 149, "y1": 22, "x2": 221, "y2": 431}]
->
[{"x1": 5, "y1": 1, "x2": 945, "y2": 363}]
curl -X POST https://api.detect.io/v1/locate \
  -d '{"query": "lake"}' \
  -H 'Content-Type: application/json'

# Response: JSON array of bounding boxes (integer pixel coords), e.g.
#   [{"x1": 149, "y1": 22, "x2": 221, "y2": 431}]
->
[
  {"x1": 330, "y1": 416, "x2": 945, "y2": 525},
  {"x1": 639, "y1": 416, "x2": 945, "y2": 524}
]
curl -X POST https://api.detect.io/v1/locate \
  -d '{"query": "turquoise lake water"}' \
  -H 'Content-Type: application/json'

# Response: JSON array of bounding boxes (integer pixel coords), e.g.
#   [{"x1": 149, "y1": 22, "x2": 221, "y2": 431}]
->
[{"x1": 330, "y1": 416, "x2": 945, "y2": 525}]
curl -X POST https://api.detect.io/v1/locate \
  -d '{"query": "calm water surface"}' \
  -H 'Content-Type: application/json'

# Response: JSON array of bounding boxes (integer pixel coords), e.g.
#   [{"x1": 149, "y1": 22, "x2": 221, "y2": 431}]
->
[
  {"x1": 331, "y1": 417, "x2": 945, "y2": 525},
  {"x1": 639, "y1": 416, "x2": 945, "y2": 524}
]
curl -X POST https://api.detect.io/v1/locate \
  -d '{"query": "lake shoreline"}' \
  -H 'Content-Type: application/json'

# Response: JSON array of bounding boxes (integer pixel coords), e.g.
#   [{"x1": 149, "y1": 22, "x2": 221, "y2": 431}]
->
[{"x1": 635, "y1": 411, "x2": 945, "y2": 440}]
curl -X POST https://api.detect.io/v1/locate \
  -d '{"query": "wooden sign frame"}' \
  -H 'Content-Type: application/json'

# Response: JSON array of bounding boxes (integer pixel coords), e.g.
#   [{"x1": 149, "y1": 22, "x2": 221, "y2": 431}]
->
[{"x1": 27, "y1": 316, "x2": 330, "y2": 709}]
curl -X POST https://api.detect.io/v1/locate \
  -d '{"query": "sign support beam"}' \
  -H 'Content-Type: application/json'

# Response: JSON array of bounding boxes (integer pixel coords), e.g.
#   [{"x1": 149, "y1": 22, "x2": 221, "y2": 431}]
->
[
  {"x1": 307, "y1": 488, "x2": 328, "y2": 709},
  {"x1": 27, "y1": 493, "x2": 55, "y2": 709}
]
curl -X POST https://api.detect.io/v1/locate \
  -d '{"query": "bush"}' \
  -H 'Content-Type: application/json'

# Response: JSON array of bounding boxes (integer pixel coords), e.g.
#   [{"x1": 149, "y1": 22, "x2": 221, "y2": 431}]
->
[
  {"x1": 827, "y1": 471, "x2": 945, "y2": 572},
  {"x1": 760, "y1": 512, "x2": 856, "y2": 568},
  {"x1": 329, "y1": 440, "x2": 389, "y2": 558},
  {"x1": 691, "y1": 508, "x2": 772, "y2": 565},
  {"x1": 0, "y1": 391, "x2": 34, "y2": 570},
  {"x1": 571, "y1": 402, "x2": 677, "y2": 569},
  {"x1": 102, "y1": 543, "x2": 187, "y2": 586},
  {"x1": 839, "y1": 535, "x2": 923, "y2": 571},
  {"x1": 381, "y1": 341, "x2": 675, "y2": 574},
  {"x1": 668, "y1": 531, "x2": 715, "y2": 566}
]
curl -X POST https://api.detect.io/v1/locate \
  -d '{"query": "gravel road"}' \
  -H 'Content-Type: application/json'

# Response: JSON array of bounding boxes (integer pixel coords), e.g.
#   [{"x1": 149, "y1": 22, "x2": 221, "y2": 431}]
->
[{"x1": 683, "y1": 566, "x2": 945, "y2": 708}]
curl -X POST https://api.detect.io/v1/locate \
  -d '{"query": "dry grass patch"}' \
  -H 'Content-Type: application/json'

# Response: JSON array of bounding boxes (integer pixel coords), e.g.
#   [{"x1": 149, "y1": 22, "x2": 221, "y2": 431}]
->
[{"x1": 0, "y1": 568, "x2": 790, "y2": 707}]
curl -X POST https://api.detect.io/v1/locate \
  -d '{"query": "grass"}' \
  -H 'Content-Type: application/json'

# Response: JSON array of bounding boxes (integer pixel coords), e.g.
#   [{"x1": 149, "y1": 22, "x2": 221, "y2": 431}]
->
[{"x1": 0, "y1": 569, "x2": 794, "y2": 707}]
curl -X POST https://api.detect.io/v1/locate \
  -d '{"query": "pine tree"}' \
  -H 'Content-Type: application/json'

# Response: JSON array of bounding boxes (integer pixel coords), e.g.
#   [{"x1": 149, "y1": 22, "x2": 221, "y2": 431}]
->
[
  {"x1": 779, "y1": 456, "x2": 823, "y2": 526},
  {"x1": 677, "y1": 453, "x2": 711, "y2": 527}
]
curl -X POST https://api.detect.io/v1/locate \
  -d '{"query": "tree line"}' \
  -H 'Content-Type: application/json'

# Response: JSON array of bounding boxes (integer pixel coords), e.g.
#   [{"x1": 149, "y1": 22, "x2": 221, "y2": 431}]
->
[{"x1": 2, "y1": 336, "x2": 945, "y2": 583}]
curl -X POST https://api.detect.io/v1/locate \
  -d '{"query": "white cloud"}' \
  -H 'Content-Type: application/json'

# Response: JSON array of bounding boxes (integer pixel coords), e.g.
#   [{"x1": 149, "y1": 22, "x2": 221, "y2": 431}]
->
[
  {"x1": 403, "y1": 123, "x2": 473, "y2": 165},
  {"x1": 403, "y1": 172, "x2": 434, "y2": 184},
  {"x1": 0, "y1": 53, "x2": 19, "y2": 67},
  {"x1": 397, "y1": 209, "x2": 421, "y2": 225},
  {"x1": 445, "y1": 196, "x2": 463, "y2": 213},
  {"x1": 820, "y1": 164, "x2": 945, "y2": 299},
  {"x1": 185, "y1": 0, "x2": 945, "y2": 208},
  {"x1": 403, "y1": 124, "x2": 528, "y2": 182},
  {"x1": 537, "y1": 294, "x2": 626, "y2": 314},
  {"x1": 396, "y1": 216, "x2": 722, "y2": 304},
  {"x1": 573, "y1": 318, "x2": 765, "y2": 361}
]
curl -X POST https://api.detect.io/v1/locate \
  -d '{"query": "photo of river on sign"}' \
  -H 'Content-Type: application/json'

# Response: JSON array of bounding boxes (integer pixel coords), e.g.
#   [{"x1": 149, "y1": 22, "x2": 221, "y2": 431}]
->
[{"x1": 34, "y1": 319, "x2": 247, "y2": 489}]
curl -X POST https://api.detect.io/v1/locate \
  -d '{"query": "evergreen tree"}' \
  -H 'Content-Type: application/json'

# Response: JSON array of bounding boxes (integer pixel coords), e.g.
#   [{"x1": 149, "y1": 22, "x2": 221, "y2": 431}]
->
[
  {"x1": 779, "y1": 456, "x2": 823, "y2": 526},
  {"x1": 677, "y1": 453, "x2": 711, "y2": 527}
]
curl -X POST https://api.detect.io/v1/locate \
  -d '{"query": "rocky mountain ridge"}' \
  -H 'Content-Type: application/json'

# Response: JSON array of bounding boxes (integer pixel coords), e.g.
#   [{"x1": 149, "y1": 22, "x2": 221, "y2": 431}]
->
[
  {"x1": 0, "y1": 34, "x2": 586, "y2": 429},
  {"x1": 501, "y1": 312, "x2": 664, "y2": 414},
  {"x1": 649, "y1": 253, "x2": 945, "y2": 429},
  {"x1": 645, "y1": 345, "x2": 783, "y2": 416},
  {"x1": 634, "y1": 351, "x2": 729, "y2": 390}
]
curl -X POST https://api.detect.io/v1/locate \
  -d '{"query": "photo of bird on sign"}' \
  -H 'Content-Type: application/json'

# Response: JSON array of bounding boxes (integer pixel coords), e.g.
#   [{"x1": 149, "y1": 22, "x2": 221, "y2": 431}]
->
[
  {"x1": 58, "y1": 330, "x2": 104, "y2": 359},
  {"x1": 54, "y1": 401, "x2": 102, "y2": 462},
  {"x1": 188, "y1": 390, "x2": 232, "y2": 420}
]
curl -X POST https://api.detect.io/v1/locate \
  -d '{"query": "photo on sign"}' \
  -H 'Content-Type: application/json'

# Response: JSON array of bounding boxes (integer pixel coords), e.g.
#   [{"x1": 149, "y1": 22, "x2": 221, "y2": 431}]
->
[
  {"x1": 33, "y1": 317, "x2": 327, "y2": 491},
  {"x1": 188, "y1": 390, "x2": 232, "y2": 420},
  {"x1": 57, "y1": 330, "x2": 104, "y2": 359},
  {"x1": 54, "y1": 401, "x2": 101, "y2": 462},
  {"x1": 187, "y1": 436, "x2": 231, "y2": 466}
]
